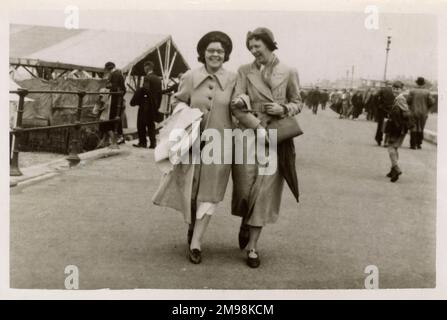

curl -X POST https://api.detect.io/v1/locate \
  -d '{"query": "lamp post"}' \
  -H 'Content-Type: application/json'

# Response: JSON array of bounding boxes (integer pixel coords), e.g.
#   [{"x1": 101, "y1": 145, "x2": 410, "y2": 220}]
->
[
  {"x1": 346, "y1": 69, "x2": 349, "y2": 88},
  {"x1": 351, "y1": 65, "x2": 355, "y2": 88},
  {"x1": 383, "y1": 36, "x2": 391, "y2": 81}
]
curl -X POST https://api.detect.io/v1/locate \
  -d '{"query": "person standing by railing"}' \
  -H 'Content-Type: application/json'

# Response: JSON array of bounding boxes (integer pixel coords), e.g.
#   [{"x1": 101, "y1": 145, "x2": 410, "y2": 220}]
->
[{"x1": 104, "y1": 61, "x2": 126, "y2": 144}]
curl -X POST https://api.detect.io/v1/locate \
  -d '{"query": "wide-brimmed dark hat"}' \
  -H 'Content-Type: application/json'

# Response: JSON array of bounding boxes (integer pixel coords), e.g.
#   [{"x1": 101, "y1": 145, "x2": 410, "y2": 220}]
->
[
  {"x1": 197, "y1": 31, "x2": 233, "y2": 56},
  {"x1": 416, "y1": 76, "x2": 425, "y2": 86}
]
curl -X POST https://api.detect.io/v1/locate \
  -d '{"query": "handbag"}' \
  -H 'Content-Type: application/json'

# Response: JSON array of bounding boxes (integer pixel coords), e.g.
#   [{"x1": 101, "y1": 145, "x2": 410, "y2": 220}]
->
[
  {"x1": 267, "y1": 116, "x2": 303, "y2": 143},
  {"x1": 236, "y1": 95, "x2": 303, "y2": 144}
]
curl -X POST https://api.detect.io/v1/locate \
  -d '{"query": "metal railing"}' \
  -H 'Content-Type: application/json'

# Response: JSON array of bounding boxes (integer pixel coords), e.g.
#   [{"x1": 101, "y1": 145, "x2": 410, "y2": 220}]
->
[{"x1": 9, "y1": 89, "x2": 124, "y2": 176}]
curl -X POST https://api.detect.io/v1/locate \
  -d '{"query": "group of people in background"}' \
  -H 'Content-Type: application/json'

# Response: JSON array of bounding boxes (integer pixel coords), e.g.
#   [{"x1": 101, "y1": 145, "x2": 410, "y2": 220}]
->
[
  {"x1": 302, "y1": 87, "x2": 329, "y2": 114},
  {"x1": 381, "y1": 77, "x2": 435, "y2": 182},
  {"x1": 302, "y1": 82, "x2": 436, "y2": 132},
  {"x1": 96, "y1": 60, "x2": 182, "y2": 150},
  {"x1": 301, "y1": 77, "x2": 435, "y2": 183}
]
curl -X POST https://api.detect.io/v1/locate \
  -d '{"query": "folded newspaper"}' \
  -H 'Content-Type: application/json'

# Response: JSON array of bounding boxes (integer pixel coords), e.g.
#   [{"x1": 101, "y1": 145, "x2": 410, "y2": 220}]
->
[{"x1": 154, "y1": 102, "x2": 203, "y2": 173}]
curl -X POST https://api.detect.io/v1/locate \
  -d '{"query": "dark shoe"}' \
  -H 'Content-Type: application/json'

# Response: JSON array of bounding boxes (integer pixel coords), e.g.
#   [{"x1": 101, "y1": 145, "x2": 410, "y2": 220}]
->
[
  {"x1": 133, "y1": 143, "x2": 147, "y2": 148},
  {"x1": 410, "y1": 145, "x2": 416, "y2": 150},
  {"x1": 417, "y1": 145, "x2": 422, "y2": 149},
  {"x1": 238, "y1": 222, "x2": 249, "y2": 250},
  {"x1": 386, "y1": 169, "x2": 393, "y2": 178},
  {"x1": 189, "y1": 248, "x2": 202, "y2": 264},
  {"x1": 246, "y1": 249, "x2": 260, "y2": 268},
  {"x1": 390, "y1": 168, "x2": 402, "y2": 183},
  {"x1": 376, "y1": 140, "x2": 381, "y2": 146},
  {"x1": 148, "y1": 144, "x2": 156, "y2": 149}
]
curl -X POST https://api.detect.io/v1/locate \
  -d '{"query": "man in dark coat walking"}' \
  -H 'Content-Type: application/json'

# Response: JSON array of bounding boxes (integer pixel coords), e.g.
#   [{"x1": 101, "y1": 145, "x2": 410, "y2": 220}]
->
[
  {"x1": 408, "y1": 77, "x2": 434, "y2": 149},
  {"x1": 319, "y1": 89, "x2": 329, "y2": 110},
  {"x1": 130, "y1": 61, "x2": 162, "y2": 148},
  {"x1": 311, "y1": 86, "x2": 321, "y2": 114},
  {"x1": 375, "y1": 82, "x2": 394, "y2": 146},
  {"x1": 351, "y1": 90, "x2": 363, "y2": 119}
]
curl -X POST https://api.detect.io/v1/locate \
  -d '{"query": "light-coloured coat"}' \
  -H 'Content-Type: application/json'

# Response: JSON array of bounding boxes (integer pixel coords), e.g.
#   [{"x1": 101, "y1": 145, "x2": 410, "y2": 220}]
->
[
  {"x1": 152, "y1": 66, "x2": 236, "y2": 223},
  {"x1": 231, "y1": 59, "x2": 302, "y2": 226}
]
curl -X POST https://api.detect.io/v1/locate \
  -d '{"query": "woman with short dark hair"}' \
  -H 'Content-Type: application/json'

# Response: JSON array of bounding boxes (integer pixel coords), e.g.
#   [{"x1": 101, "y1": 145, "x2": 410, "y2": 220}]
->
[
  {"x1": 153, "y1": 31, "x2": 236, "y2": 264},
  {"x1": 231, "y1": 27, "x2": 303, "y2": 268}
]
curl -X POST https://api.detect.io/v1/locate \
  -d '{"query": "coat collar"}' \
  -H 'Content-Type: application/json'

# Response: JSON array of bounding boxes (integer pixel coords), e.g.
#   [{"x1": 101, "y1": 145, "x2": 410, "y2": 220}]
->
[
  {"x1": 192, "y1": 66, "x2": 229, "y2": 90},
  {"x1": 247, "y1": 63, "x2": 273, "y2": 101}
]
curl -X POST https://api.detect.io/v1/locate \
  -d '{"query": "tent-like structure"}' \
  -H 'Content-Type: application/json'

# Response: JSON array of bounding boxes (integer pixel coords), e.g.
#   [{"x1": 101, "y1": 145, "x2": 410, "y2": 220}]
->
[
  {"x1": 9, "y1": 78, "x2": 33, "y2": 102},
  {"x1": 10, "y1": 24, "x2": 190, "y2": 91}
]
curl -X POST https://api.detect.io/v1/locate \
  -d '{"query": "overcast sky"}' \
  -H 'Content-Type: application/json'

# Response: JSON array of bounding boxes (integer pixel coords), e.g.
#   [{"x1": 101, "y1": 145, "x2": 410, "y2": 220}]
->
[{"x1": 9, "y1": 9, "x2": 437, "y2": 84}]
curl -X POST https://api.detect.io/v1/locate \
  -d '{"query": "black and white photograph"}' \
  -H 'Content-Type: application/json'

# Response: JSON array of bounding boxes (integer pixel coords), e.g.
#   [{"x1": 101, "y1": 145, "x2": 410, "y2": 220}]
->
[{"x1": 2, "y1": 0, "x2": 447, "y2": 299}]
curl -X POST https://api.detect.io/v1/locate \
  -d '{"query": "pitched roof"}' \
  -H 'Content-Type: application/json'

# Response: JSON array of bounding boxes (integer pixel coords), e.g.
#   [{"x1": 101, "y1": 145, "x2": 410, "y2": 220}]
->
[{"x1": 10, "y1": 24, "x2": 189, "y2": 76}]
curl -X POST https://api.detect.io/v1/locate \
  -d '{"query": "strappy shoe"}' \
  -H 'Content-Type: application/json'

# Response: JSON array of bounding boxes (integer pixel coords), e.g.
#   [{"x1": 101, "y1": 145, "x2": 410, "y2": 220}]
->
[{"x1": 246, "y1": 249, "x2": 260, "y2": 268}]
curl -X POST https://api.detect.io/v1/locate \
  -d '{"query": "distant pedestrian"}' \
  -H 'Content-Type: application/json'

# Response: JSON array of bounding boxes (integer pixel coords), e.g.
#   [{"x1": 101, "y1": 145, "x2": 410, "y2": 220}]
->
[
  {"x1": 319, "y1": 89, "x2": 329, "y2": 110},
  {"x1": 407, "y1": 77, "x2": 434, "y2": 149},
  {"x1": 340, "y1": 89, "x2": 350, "y2": 118},
  {"x1": 363, "y1": 88, "x2": 374, "y2": 121},
  {"x1": 93, "y1": 88, "x2": 113, "y2": 148},
  {"x1": 375, "y1": 82, "x2": 394, "y2": 146},
  {"x1": 384, "y1": 81, "x2": 413, "y2": 182},
  {"x1": 329, "y1": 89, "x2": 342, "y2": 115},
  {"x1": 130, "y1": 75, "x2": 158, "y2": 148},
  {"x1": 300, "y1": 90, "x2": 307, "y2": 106},
  {"x1": 346, "y1": 88, "x2": 355, "y2": 118},
  {"x1": 311, "y1": 86, "x2": 321, "y2": 114},
  {"x1": 305, "y1": 88, "x2": 313, "y2": 109},
  {"x1": 351, "y1": 90, "x2": 363, "y2": 120},
  {"x1": 104, "y1": 61, "x2": 126, "y2": 144}
]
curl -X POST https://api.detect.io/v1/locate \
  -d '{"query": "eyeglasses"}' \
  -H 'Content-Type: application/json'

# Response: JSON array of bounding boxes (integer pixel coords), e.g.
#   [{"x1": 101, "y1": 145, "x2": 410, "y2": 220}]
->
[{"x1": 206, "y1": 49, "x2": 225, "y2": 55}]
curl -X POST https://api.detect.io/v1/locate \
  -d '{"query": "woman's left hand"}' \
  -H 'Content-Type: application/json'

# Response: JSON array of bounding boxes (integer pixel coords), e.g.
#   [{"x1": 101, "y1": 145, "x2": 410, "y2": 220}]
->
[{"x1": 264, "y1": 103, "x2": 286, "y2": 116}]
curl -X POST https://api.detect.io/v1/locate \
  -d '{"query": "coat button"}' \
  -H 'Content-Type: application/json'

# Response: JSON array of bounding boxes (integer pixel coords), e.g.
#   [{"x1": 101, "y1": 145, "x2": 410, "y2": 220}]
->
[
  {"x1": 208, "y1": 96, "x2": 212, "y2": 100},
  {"x1": 209, "y1": 85, "x2": 214, "y2": 90}
]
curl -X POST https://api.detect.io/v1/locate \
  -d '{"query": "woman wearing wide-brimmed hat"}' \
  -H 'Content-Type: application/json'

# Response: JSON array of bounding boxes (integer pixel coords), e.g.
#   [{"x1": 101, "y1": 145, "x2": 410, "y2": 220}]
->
[
  {"x1": 231, "y1": 27, "x2": 303, "y2": 268},
  {"x1": 152, "y1": 31, "x2": 236, "y2": 264}
]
